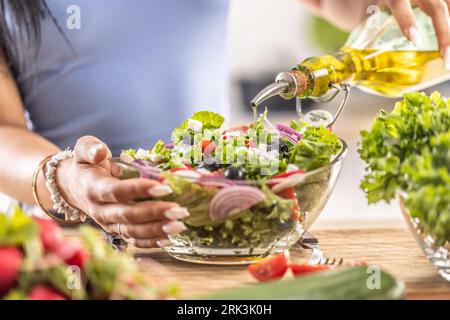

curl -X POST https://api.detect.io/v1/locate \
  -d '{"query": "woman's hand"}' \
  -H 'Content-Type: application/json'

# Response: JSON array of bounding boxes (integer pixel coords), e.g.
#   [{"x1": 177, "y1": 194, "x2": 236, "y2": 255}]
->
[
  {"x1": 301, "y1": 0, "x2": 450, "y2": 67},
  {"x1": 56, "y1": 136, "x2": 189, "y2": 248},
  {"x1": 381, "y1": 0, "x2": 450, "y2": 66}
]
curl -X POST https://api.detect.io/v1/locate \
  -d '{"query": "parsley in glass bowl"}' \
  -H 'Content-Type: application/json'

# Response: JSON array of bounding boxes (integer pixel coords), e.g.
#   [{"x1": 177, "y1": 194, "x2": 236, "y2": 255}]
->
[{"x1": 359, "y1": 91, "x2": 450, "y2": 281}]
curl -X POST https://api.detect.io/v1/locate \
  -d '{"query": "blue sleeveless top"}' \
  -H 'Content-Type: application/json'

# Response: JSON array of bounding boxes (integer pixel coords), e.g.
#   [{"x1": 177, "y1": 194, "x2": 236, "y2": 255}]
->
[{"x1": 7, "y1": 0, "x2": 229, "y2": 155}]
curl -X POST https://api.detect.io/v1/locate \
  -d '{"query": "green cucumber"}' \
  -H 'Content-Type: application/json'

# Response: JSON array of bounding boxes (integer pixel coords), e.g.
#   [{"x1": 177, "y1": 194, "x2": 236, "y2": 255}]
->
[{"x1": 202, "y1": 266, "x2": 405, "y2": 300}]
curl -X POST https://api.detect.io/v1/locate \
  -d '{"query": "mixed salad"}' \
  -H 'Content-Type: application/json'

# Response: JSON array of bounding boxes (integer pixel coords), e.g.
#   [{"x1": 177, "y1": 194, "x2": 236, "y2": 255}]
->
[
  {"x1": 359, "y1": 91, "x2": 450, "y2": 245},
  {"x1": 120, "y1": 110, "x2": 342, "y2": 249}
]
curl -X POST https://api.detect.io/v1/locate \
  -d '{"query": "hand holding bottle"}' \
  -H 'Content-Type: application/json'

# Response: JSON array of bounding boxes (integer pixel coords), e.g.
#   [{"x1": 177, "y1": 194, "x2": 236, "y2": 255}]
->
[
  {"x1": 302, "y1": 0, "x2": 450, "y2": 67},
  {"x1": 381, "y1": 0, "x2": 450, "y2": 64}
]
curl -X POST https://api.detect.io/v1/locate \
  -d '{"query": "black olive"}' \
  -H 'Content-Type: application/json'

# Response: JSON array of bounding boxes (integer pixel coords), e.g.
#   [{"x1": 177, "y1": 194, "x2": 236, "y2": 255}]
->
[
  {"x1": 279, "y1": 140, "x2": 290, "y2": 155},
  {"x1": 267, "y1": 140, "x2": 290, "y2": 156},
  {"x1": 198, "y1": 160, "x2": 221, "y2": 172},
  {"x1": 224, "y1": 165, "x2": 246, "y2": 180}
]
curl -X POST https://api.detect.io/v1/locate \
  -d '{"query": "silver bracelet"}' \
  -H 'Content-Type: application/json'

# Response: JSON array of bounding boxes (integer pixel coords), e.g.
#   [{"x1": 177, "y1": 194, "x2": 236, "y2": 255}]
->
[{"x1": 44, "y1": 149, "x2": 87, "y2": 222}]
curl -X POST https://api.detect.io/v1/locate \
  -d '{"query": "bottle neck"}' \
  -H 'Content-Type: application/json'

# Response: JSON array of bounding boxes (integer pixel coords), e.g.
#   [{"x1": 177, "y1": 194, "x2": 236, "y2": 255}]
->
[
  {"x1": 296, "y1": 50, "x2": 355, "y2": 98},
  {"x1": 250, "y1": 50, "x2": 354, "y2": 108}
]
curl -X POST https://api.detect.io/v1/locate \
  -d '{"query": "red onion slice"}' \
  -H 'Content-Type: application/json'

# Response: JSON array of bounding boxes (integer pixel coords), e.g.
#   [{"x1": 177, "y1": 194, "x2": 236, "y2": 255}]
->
[
  {"x1": 131, "y1": 160, "x2": 161, "y2": 179},
  {"x1": 278, "y1": 131, "x2": 298, "y2": 145},
  {"x1": 276, "y1": 124, "x2": 302, "y2": 140},
  {"x1": 198, "y1": 176, "x2": 235, "y2": 189},
  {"x1": 209, "y1": 186, "x2": 266, "y2": 221}
]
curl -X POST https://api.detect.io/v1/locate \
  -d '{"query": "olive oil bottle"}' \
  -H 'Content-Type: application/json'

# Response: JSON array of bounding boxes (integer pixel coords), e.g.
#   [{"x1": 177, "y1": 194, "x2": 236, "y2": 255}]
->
[{"x1": 251, "y1": 7, "x2": 450, "y2": 109}]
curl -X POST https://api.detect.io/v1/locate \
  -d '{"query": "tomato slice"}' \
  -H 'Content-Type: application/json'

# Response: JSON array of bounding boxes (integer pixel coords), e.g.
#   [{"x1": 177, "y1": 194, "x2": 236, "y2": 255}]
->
[
  {"x1": 291, "y1": 201, "x2": 301, "y2": 221},
  {"x1": 248, "y1": 253, "x2": 288, "y2": 282},
  {"x1": 277, "y1": 187, "x2": 296, "y2": 199},
  {"x1": 272, "y1": 169, "x2": 305, "y2": 179},
  {"x1": 201, "y1": 140, "x2": 212, "y2": 152},
  {"x1": 350, "y1": 260, "x2": 368, "y2": 266},
  {"x1": 276, "y1": 187, "x2": 301, "y2": 221},
  {"x1": 290, "y1": 264, "x2": 333, "y2": 276}
]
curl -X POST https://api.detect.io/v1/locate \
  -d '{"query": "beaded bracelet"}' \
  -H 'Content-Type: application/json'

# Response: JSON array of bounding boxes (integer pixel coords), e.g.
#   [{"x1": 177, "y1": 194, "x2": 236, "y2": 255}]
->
[{"x1": 44, "y1": 149, "x2": 87, "y2": 223}]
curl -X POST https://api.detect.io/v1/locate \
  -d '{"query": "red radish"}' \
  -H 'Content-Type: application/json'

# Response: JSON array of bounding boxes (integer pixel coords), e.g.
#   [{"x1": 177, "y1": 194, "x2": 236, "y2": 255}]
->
[
  {"x1": 248, "y1": 253, "x2": 288, "y2": 282},
  {"x1": 182, "y1": 161, "x2": 193, "y2": 170},
  {"x1": 54, "y1": 240, "x2": 89, "y2": 269},
  {"x1": 269, "y1": 171, "x2": 306, "y2": 194},
  {"x1": 66, "y1": 249, "x2": 89, "y2": 269},
  {"x1": 222, "y1": 125, "x2": 249, "y2": 135},
  {"x1": 267, "y1": 170, "x2": 305, "y2": 190},
  {"x1": 272, "y1": 169, "x2": 305, "y2": 179},
  {"x1": 34, "y1": 217, "x2": 64, "y2": 252},
  {"x1": 222, "y1": 125, "x2": 249, "y2": 140},
  {"x1": 209, "y1": 186, "x2": 266, "y2": 221},
  {"x1": 28, "y1": 285, "x2": 67, "y2": 300},
  {"x1": 0, "y1": 247, "x2": 23, "y2": 295}
]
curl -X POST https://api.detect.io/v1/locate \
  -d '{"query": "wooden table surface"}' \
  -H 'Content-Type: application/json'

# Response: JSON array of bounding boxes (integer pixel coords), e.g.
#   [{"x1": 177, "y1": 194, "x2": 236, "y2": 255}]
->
[{"x1": 130, "y1": 223, "x2": 450, "y2": 300}]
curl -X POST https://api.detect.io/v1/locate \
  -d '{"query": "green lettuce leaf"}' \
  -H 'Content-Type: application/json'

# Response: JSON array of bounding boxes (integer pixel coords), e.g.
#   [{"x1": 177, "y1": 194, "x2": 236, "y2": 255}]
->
[
  {"x1": 161, "y1": 172, "x2": 218, "y2": 227},
  {"x1": 0, "y1": 206, "x2": 38, "y2": 247},
  {"x1": 120, "y1": 148, "x2": 136, "y2": 160},
  {"x1": 290, "y1": 118, "x2": 310, "y2": 132},
  {"x1": 290, "y1": 126, "x2": 341, "y2": 171},
  {"x1": 150, "y1": 140, "x2": 171, "y2": 162},
  {"x1": 179, "y1": 111, "x2": 225, "y2": 130}
]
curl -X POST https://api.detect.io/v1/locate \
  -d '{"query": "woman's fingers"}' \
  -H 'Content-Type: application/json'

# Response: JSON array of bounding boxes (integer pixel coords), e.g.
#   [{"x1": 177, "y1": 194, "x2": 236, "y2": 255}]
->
[
  {"x1": 123, "y1": 237, "x2": 172, "y2": 249},
  {"x1": 74, "y1": 135, "x2": 112, "y2": 165},
  {"x1": 118, "y1": 220, "x2": 187, "y2": 240},
  {"x1": 385, "y1": 0, "x2": 422, "y2": 45},
  {"x1": 90, "y1": 175, "x2": 172, "y2": 203},
  {"x1": 100, "y1": 201, "x2": 189, "y2": 225},
  {"x1": 417, "y1": 0, "x2": 450, "y2": 66}
]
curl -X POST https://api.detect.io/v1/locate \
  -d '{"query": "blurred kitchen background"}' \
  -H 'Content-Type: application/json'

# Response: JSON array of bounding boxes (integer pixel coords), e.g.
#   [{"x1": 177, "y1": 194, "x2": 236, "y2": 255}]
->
[{"x1": 1, "y1": 0, "x2": 449, "y2": 226}]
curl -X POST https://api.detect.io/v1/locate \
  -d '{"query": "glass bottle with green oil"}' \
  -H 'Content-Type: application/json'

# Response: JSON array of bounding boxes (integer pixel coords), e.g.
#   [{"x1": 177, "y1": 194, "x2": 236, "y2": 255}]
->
[{"x1": 251, "y1": 7, "x2": 449, "y2": 124}]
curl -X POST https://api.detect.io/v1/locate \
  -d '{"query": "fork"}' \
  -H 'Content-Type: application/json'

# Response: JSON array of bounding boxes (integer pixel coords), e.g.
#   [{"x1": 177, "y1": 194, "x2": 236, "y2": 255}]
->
[{"x1": 299, "y1": 232, "x2": 344, "y2": 266}]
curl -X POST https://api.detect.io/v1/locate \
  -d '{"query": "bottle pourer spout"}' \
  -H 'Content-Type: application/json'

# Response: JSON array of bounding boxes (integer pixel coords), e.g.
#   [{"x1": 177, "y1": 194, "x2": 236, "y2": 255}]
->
[
  {"x1": 250, "y1": 71, "x2": 305, "y2": 108},
  {"x1": 250, "y1": 81, "x2": 290, "y2": 108}
]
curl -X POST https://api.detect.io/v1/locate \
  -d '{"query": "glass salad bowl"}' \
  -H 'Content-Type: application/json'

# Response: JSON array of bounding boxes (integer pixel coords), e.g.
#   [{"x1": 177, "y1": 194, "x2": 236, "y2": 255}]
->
[
  {"x1": 397, "y1": 192, "x2": 450, "y2": 281},
  {"x1": 117, "y1": 140, "x2": 348, "y2": 265}
]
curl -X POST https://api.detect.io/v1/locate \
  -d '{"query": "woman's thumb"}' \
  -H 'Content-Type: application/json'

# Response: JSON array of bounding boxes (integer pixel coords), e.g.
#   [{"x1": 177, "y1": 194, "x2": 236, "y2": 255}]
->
[{"x1": 74, "y1": 136, "x2": 112, "y2": 164}]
